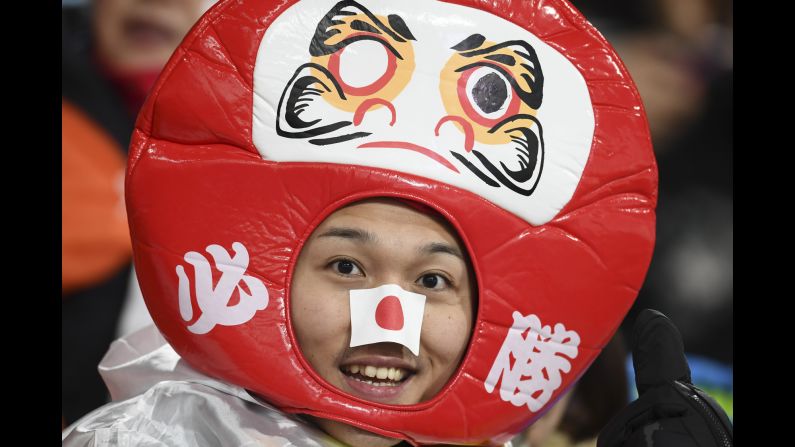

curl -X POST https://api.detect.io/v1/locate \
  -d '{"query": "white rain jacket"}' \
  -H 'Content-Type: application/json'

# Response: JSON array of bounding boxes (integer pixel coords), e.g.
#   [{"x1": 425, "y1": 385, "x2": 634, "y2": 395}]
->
[{"x1": 61, "y1": 325, "x2": 340, "y2": 446}]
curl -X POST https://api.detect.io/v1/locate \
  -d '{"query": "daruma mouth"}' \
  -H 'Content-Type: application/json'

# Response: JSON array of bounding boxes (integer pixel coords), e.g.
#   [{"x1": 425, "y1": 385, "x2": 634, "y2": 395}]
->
[{"x1": 357, "y1": 141, "x2": 460, "y2": 173}]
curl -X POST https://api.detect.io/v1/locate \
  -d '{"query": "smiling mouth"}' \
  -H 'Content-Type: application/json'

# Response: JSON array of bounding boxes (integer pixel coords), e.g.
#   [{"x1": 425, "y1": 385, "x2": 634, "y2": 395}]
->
[
  {"x1": 357, "y1": 141, "x2": 460, "y2": 173},
  {"x1": 339, "y1": 363, "x2": 416, "y2": 401}
]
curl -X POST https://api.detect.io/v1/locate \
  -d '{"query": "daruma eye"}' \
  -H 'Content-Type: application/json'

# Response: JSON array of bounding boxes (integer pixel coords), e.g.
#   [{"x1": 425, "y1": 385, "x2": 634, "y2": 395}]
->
[
  {"x1": 457, "y1": 65, "x2": 520, "y2": 127},
  {"x1": 472, "y1": 72, "x2": 507, "y2": 114},
  {"x1": 328, "y1": 38, "x2": 397, "y2": 96}
]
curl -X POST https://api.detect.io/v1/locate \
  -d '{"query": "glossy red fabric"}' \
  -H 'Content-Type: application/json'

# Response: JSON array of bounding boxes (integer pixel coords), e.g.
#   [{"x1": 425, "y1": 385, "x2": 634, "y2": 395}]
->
[{"x1": 126, "y1": 0, "x2": 657, "y2": 444}]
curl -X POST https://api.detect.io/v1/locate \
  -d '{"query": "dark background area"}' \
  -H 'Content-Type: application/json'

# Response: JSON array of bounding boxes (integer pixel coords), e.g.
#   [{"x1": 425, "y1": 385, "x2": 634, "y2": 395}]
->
[{"x1": 572, "y1": 0, "x2": 733, "y2": 367}]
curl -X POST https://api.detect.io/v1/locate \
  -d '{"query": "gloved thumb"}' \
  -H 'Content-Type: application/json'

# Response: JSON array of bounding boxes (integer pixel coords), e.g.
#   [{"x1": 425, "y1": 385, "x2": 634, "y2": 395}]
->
[
  {"x1": 631, "y1": 309, "x2": 691, "y2": 395},
  {"x1": 597, "y1": 309, "x2": 733, "y2": 447}
]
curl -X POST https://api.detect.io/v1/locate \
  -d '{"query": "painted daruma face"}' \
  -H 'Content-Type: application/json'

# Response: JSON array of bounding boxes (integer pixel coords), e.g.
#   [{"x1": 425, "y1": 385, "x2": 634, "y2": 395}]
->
[
  {"x1": 253, "y1": 0, "x2": 594, "y2": 227},
  {"x1": 290, "y1": 199, "x2": 475, "y2": 443}
]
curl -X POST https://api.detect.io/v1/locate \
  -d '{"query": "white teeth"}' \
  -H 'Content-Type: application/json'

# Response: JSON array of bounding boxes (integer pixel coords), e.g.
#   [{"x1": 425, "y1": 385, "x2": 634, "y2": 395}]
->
[
  {"x1": 364, "y1": 365, "x2": 377, "y2": 378},
  {"x1": 360, "y1": 378, "x2": 391, "y2": 387},
  {"x1": 346, "y1": 364, "x2": 409, "y2": 382}
]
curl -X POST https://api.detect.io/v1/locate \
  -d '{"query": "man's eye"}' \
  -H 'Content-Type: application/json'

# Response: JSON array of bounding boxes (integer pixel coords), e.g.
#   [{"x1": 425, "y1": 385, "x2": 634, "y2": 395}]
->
[
  {"x1": 331, "y1": 259, "x2": 363, "y2": 276},
  {"x1": 419, "y1": 273, "x2": 448, "y2": 290}
]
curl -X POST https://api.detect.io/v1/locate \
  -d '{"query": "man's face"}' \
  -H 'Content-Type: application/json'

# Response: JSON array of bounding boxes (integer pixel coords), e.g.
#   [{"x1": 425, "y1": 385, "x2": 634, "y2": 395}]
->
[{"x1": 290, "y1": 199, "x2": 475, "y2": 446}]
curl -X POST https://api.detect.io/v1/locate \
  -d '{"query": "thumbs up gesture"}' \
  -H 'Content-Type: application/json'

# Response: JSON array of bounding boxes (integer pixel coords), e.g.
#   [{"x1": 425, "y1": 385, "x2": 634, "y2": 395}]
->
[{"x1": 597, "y1": 309, "x2": 733, "y2": 447}]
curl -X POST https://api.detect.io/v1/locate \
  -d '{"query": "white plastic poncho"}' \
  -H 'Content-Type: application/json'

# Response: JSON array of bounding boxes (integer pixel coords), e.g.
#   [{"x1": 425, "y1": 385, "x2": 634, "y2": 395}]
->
[{"x1": 61, "y1": 325, "x2": 341, "y2": 446}]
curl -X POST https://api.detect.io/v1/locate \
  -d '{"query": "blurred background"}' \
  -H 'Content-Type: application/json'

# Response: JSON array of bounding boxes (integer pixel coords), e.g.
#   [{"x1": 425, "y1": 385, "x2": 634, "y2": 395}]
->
[
  {"x1": 62, "y1": 0, "x2": 215, "y2": 427},
  {"x1": 526, "y1": 1, "x2": 733, "y2": 445},
  {"x1": 572, "y1": 0, "x2": 733, "y2": 409},
  {"x1": 62, "y1": 0, "x2": 732, "y2": 442}
]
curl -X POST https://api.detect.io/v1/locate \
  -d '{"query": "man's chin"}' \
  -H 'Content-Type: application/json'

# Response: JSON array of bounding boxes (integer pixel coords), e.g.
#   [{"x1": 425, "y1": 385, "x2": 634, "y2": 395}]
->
[{"x1": 309, "y1": 415, "x2": 404, "y2": 447}]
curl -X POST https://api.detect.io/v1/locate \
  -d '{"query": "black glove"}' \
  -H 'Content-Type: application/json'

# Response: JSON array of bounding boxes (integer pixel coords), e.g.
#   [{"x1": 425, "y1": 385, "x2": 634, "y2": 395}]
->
[{"x1": 597, "y1": 309, "x2": 733, "y2": 447}]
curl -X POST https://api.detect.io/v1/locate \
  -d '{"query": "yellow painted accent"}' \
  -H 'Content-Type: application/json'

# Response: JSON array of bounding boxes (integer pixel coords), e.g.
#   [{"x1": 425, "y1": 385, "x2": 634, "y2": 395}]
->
[
  {"x1": 309, "y1": 14, "x2": 414, "y2": 113},
  {"x1": 439, "y1": 42, "x2": 539, "y2": 146}
]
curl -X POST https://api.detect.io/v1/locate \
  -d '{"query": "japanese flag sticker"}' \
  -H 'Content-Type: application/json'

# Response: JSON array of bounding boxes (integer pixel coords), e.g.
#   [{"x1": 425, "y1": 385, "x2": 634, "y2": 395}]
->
[{"x1": 349, "y1": 284, "x2": 426, "y2": 356}]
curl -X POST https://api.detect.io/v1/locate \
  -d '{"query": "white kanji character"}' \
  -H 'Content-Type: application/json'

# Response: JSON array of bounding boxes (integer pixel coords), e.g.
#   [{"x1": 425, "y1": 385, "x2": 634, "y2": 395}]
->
[
  {"x1": 176, "y1": 242, "x2": 269, "y2": 334},
  {"x1": 485, "y1": 311, "x2": 580, "y2": 412}
]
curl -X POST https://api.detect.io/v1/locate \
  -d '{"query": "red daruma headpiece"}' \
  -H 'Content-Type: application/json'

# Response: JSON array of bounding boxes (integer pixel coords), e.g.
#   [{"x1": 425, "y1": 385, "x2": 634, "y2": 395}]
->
[{"x1": 126, "y1": 0, "x2": 657, "y2": 444}]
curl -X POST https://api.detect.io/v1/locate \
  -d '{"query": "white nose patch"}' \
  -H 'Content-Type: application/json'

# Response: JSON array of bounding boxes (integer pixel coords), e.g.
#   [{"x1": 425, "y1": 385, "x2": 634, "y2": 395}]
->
[{"x1": 349, "y1": 284, "x2": 426, "y2": 356}]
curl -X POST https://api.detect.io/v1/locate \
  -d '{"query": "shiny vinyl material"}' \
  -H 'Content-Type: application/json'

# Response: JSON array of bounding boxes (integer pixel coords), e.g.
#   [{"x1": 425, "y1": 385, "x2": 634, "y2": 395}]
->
[
  {"x1": 62, "y1": 325, "x2": 338, "y2": 446},
  {"x1": 126, "y1": 0, "x2": 657, "y2": 444}
]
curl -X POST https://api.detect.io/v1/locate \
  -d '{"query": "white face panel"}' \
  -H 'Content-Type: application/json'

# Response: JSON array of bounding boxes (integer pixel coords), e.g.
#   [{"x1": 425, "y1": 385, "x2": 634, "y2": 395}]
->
[{"x1": 252, "y1": 0, "x2": 594, "y2": 226}]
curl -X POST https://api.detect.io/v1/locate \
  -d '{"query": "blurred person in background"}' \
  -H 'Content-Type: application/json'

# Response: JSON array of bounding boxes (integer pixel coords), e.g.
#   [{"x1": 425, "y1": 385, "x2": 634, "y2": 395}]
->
[
  {"x1": 62, "y1": 0, "x2": 214, "y2": 425},
  {"x1": 572, "y1": 0, "x2": 733, "y2": 417}
]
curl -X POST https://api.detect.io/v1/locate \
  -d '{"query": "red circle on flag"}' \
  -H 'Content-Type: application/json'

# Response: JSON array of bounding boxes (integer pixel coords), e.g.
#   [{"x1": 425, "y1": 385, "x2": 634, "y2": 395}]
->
[{"x1": 375, "y1": 295, "x2": 404, "y2": 331}]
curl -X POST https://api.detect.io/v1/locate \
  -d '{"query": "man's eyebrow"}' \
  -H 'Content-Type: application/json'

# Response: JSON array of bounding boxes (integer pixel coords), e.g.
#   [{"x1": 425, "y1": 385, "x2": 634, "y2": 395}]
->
[
  {"x1": 419, "y1": 242, "x2": 465, "y2": 261},
  {"x1": 316, "y1": 227, "x2": 377, "y2": 243}
]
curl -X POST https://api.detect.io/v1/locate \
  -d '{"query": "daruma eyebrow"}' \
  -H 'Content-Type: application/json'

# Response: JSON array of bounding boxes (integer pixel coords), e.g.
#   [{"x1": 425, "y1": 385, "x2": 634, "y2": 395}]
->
[
  {"x1": 310, "y1": 1, "x2": 416, "y2": 59},
  {"x1": 448, "y1": 34, "x2": 544, "y2": 109},
  {"x1": 485, "y1": 53, "x2": 516, "y2": 66}
]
